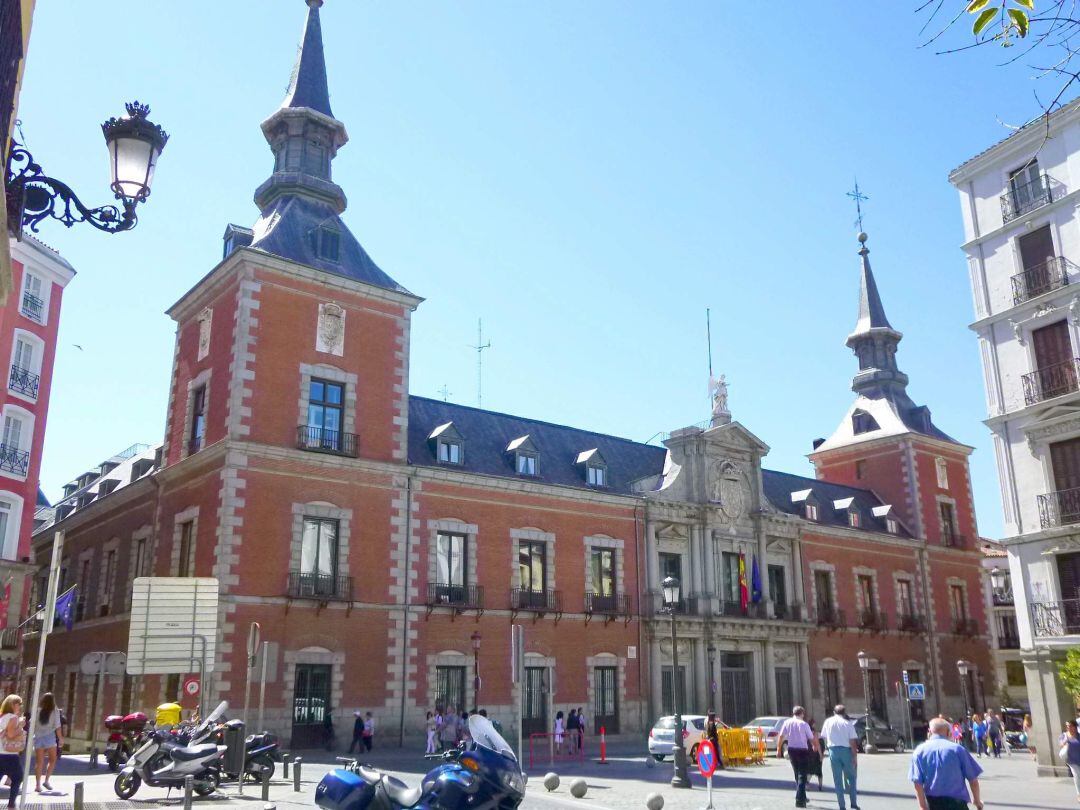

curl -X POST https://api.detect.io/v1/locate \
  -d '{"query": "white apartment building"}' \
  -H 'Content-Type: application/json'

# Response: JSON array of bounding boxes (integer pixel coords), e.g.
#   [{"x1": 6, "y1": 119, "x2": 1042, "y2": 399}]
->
[
  {"x1": 951, "y1": 99, "x2": 1080, "y2": 776},
  {"x1": 981, "y1": 542, "x2": 1026, "y2": 710}
]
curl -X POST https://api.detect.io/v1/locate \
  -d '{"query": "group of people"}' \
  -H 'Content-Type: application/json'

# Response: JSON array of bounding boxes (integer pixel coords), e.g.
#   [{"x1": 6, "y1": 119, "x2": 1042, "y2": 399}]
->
[
  {"x1": 0, "y1": 692, "x2": 64, "y2": 807},
  {"x1": 965, "y1": 711, "x2": 1008, "y2": 758},
  {"x1": 553, "y1": 708, "x2": 586, "y2": 755},
  {"x1": 345, "y1": 711, "x2": 375, "y2": 754}
]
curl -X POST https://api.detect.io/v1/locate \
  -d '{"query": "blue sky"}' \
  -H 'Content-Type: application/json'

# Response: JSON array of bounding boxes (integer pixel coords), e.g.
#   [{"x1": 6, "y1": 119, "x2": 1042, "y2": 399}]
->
[{"x1": 16, "y1": 2, "x2": 1053, "y2": 538}]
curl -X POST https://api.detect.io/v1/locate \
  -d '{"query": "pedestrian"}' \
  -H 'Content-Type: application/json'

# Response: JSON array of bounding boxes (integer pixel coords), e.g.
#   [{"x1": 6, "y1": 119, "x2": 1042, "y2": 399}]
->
[
  {"x1": 1022, "y1": 713, "x2": 1035, "y2": 758},
  {"x1": 576, "y1": 706, "x2": 586, "y2": 753},
  {"x1": 951, "y1": 720, "x2": 963, "y2": 745},
  {"x1": 459, "y1": 712, "x2": 469, "y2": 744},
  {"x1": 435, "y1": 707, "x2": 445, "y2": 751},
  {"x1": 775, "y1": 706, "x2": 820, "y2": 809},
  {"x1": 909, "y1": 717, "x2": 984, "y2": 810},
  {"x1": 32, "y1": 692, "x2": 61, "y2": 793},
  {"x1": 987, "y1": 712, "x2": 1003, "y2": 759},
  {"x1": 806, "y1": 719, "x2": 824, "y2": 791},
  {"x1": 705, "y1": 710, "x2": 724, "y2": 771},
  {"x1": 554, "y1": 711, "x2": 565, "y2": 754},
  {"x1": 1059, "y1": 720, "x2": 1080, "y2": 802},
  {"x1": 820, "y1": 704, "x2": 860, "y2": 810},
  {"x1": 0, "y1": 695, "x2": 25, "y2": 809},
  {"x1": 322, "y1": 710, "x2": 335, "y2": 752},
  {"x1": 567, "y1": 709, "x2": 578, "y2": 754},
  {"x1": 362, "y1": 712, "x2": 374, "y2": 752},
  {"x1": 971, "y1": 714, "x2": 987, "y2": 758},
  {"x1": 425, "y1": 712, "x2": 437, "y2": 754},
  {"x1": 348, "y1": 711, "x2": 364, "y2": 754}
]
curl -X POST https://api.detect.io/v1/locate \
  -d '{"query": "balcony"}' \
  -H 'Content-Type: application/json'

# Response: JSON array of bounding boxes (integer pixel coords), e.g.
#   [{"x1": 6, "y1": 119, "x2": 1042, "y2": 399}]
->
[
  {"x1": 1011, "y1": 256, "x2": 1074, "y2": 305},
  {"x1": 7, "y1": 365, "x2": 39, "y2": 399},
  {"x1": 1038, "y1": 487, "x2": 1080, "y2": 528},
  {"x1": 942, "y1": 532, "x2": 967, "y2": 549},
  {"x1": 1001, "y1": 173, "x2": 1058, "y2": 223},
  {"x1": 953, "y1": 617, "x2": 979, "y2": 637},
  {"x1": 715, "y1": 599, "x2": 766, "y2": 619},
  {"x1": 1022, "y1": 358, "x2": 1080, "y2": 406},
  {"x1": 187, "y1": 434, "x2": 203, "y2": 455},
  {"x1": 584, "y1": 591, "x2": 631, "y2": 622},
  {"x1": 648, "y1": 594, "x2": 702, "y2": 617},
  {"x1": 858, "y1": 608, "x2": 888, "y2": 633},
  {"x1": 998, "y1": 631, "x2": 1021, "y2": 649},
  {"x1": 898, "y1": 613, "x2": 925, "y2": 633},
  {"x1": 1031, "y1": 598, "x2": 1080, "y2": 638},
  {"x1": 992, "y1": 588, "x2": 1014, "y2": 607},
  {"x1": 0, "y1": 628, "x2": 18, "y2": 650},
  {"x1": 511, "y1": 588, "x2": 561, "y2": 618},
  {"x1": 0, "y1": 443, "x2": 29, "y2": 477},
  {"x1": 287, "y1": 572, "x2": 353, "y2": 602},
  {"x1": 425, "y1": 582, "x2": 484, "y2": 613},
  {"x1": 773, "y1": 602, "x2": 805, "y2": 622},
  {"x1": 815, "y1": 606, "x2": 847, "y2": 630},
  {"x1": 20, "y1": 292, "x2": 43, "y2": 323},
  {"x1": 297, "y1": 425, "x2": 358, "y2": 458}
]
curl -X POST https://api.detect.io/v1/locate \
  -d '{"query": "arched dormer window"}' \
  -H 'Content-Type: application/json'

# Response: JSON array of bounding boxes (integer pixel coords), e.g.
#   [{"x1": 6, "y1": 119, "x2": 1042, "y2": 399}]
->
[{"x1": 852, "y1": 408, "x2": 879, "y2": 435}]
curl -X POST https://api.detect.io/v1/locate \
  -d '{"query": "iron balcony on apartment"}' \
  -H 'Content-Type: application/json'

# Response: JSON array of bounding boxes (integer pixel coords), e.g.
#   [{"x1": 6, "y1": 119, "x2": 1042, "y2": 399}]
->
[
  {"x1": 8, "y1": 365, "x2": 39, "y2": 399},
  {"x1": 1037, "y1": 487, "x2": 1080, "y2": 528},
  {"x1": 1001, "y1": 172, "x2": 1060, "y2": 223},
  {"x1": 0, "y1": 443, "x2": 29, "y2": 477},
  {"x1": 1022, "y1": 359, "x2": 1080, "y2": 406},
  {"x1": 424, "y1": 582, "x2": 484, "y2": 613},
  {"x1": 296, "y1": 425, "x2": 359, "y2": 458},
  {"x1": 1012, "y1": 257, "x2": 1075, "y2": 306},
  {"x1": 20, "y1": 292, "x2": 44, "y2": 323},
  {"x1": 286, "y1": 571, "x2": 354, "y2": 603},
  {"x1": 1030, "y1": 598, "x2": 1080, "y2": 640}
]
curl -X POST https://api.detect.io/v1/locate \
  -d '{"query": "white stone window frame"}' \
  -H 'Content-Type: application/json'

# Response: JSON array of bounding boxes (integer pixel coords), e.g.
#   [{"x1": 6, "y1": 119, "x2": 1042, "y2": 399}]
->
[
  {"x1": 852, "y1": 566, "x2": 881, "y2": 618},
  {"x1": 946, "y1": 577, "x2": 970, "y2": 623},
  {"x1": 0, "y1": 403, "x2": 34, "y2": 482},
  {"x1": 0, "y1": 490, "x2": 24, "y2": 561},
  {"x1": 426, "y1": 650, "x2": 475, "y2": 715},
  {"x1": 893, "y1": 571, "x2": 921, "y2": 619},
  {"x1": 510, "y1": 528, "x2": 556, "y2": 591},
  {"x1": 291, "y1": 502, "x2": 353, "y2": 583},
  {"x1": 817, "y1": 657, "x2": 846, "y2": 711},
  {"x1": 585, "y1": 652, "x2": 624, "y2": 728},
  {"x1": 182, "y1": 369, "x2": 211, "y2": 459},
  {"x1": 428, "y1": 519, "x2": 478, "y2": 589},
  {"x1": 126, "y1": 525, "x2": 153, "y2": 610},
  {"x1": 583, "y1": 535, "x2": 625, "y2": 597},
  {"x1": 97, "y1": 538, "x2": 120, "y2": 616},
  {"x1": 936, "y1": 494, "x2": 959, "y2": 542},
  {"x1": 171, "y1": 507, "x2": 199, "y2": 577},
  {"x1": 283, "y1": 645, "x2": 345, "y2": 730},
  {"x1": 298, "y1": 363, "x2": 357, "y2": 438},
  {"x1": 935, "y1": 457, "x2": 949, "y2": 490},
  {"x1": 7, "y1": 329, "x2": 44, "y2": 404},
  {"x1": 19, "y1": 268, "x2": 51, "y2": 326},
  {"x1": 808, "y1": 561, "x2": 838, "y2": 616},
  {"x1": 196, "y1": 307, "x2": 213, "y2": 361}
]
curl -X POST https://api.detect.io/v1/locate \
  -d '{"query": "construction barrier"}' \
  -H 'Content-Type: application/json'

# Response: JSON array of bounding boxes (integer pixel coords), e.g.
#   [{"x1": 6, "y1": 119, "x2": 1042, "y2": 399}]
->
[
  {"x1": 746, "y1": 727, "x2": 768, "y2": 763},
  {"x1": 717, "y1": 728, "x2": 755, "y2": 766},
  {"x1": 528, "y1": 732, "x2": 586, "y2": 769}
]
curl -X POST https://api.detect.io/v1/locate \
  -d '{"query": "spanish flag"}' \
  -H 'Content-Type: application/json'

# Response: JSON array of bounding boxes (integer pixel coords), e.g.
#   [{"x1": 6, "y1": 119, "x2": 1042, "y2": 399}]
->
[{"x1": 738, "y1": 552, "x2": 749, "y2": 613}]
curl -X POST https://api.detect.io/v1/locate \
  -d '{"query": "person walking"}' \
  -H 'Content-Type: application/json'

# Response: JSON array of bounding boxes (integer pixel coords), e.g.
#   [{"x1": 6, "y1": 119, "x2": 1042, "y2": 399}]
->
[
  {"x1": 566, "y1": 710, "x2": 578, "y2": 755},
  {"x1": 348, "y1": 711, "x2": 364, "y2": 754},
  {"x1": 362, "y1": 712, "x2": 374, "y2": 752},
  {"x1": 435, "y1": 708, "x2": 446, "y2": 752},
  {"x1": 425, "y1": 712, "x2": 437, "y2": 754},
  {"x1": 986, "y1": 713, "x2": 1003, "y2": 759},
  {"x1": 971, "y1": 714, "x2": 987, "y2": 758},
  {"x1": 32, "y1": 693, "x2": 61, "y2": 793},
  {"x1": 776, "y1": 706, "x2": 820, "y2": 809},
  {"x1": 909, "y1": 717, "x2": 984, "y2": 810},
  {"x1": 1022, "y1": 714, "x2": 1035, "y2": 758},
  {"x1": 576, "y1": 706, "x2": 586, "y2": 754},
  {"x1": 0, "y1": 695, "x2": 25, "y2": 809},
  {"x1": 705, "y1": 711, "x2": 724, "y2": 771},
  {"x1": 1059, "y1": 720, "x2": 1080, "y2": 802},
  {"x1": 322, "y1": 710, "x2": 335, "y2": 752},
  {"x1": 554, "y1": 711, "x2": 565, "y2": 755},
  {"x1": 820, "y1": 705, "x2": 860, "y2": 810}
]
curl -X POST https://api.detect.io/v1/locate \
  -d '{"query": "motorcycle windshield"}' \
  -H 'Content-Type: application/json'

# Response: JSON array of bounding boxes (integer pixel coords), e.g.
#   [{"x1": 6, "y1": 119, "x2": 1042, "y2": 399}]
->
[
  {"x1": 193, "y1": 701, "x2": 229, "y2": 738},
  {"x1": 469, "y1": 715, "x2": 516, "y2": 761}
]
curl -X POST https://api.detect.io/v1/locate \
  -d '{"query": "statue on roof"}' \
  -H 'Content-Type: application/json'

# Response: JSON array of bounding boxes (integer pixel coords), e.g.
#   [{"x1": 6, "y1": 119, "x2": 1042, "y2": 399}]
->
[{"x1": 710, "y1": 375, "x2": 730, "y2": 427}]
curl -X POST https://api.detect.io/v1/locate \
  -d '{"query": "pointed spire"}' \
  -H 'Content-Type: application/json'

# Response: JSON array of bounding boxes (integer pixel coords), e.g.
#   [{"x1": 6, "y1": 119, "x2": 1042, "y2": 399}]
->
[
  {"x1": 851, "y1": 232, "x2": 893, "y2": 335},
  {"x1": 282, "y1": 0, "x2": 334, "y2": 119}
]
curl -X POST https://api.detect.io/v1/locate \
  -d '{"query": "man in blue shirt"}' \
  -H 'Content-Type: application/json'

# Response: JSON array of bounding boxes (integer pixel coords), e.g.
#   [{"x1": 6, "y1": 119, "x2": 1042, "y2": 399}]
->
[{"x1": 909, "y1": 718, "x2": 984, "y2": 810}]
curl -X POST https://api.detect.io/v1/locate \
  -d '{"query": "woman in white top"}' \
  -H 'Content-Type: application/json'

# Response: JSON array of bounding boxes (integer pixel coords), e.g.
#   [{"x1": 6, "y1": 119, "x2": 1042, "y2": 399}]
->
[
  {"x1": 32, "y1": 692, "x2": 62, "y2": 793},
  {"x1": 0, "y1": 694, "x2": 26, "y2": 807},
  {"x1": 554, "y1": 711, "x2": 565, "y2": 754}
]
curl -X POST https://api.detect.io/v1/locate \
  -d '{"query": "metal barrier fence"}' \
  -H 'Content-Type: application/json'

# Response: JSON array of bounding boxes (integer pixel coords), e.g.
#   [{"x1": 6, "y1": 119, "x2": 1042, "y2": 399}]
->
[
  {"x1": 718, "y1": 728, "x2": 765, "y2": 766},
  {"x1": 528, "y1": 732, "x2": 585, "y2": 769}
]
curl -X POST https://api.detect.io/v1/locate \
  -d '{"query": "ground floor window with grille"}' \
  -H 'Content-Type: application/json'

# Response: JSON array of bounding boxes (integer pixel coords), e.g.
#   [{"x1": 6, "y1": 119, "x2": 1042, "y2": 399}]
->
[
  {"x1": 435, "y1": 665, "x2": 466, "y2": 715},
  {"x1": 593, "y1": 666, "x2": 618, "y2": 733},
  {"x1": 661, "y1": 665, "x2": 688, "y2": 716},
  {"x1": 292, "y1": 663, "x2": 331, "y2": 749},
  {"x1": 522, "y1": 667, "x2": 549, "y2": 737},
  {"x1": 774, "y1": 667, "x2": 794, "y2": 716}
]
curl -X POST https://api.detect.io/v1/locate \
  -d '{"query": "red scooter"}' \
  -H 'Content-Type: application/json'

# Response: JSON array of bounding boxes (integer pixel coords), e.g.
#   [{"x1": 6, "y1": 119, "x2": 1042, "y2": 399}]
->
[{"x1": 104, "y1": 712, "x2": 149, "y2": 772}]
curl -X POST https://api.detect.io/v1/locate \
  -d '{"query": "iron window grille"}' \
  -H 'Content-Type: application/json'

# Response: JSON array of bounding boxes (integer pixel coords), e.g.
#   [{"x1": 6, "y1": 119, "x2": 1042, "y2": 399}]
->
[
  {"x1": 1011, "y1": 256, "x2": 1074, "y2": 305},
  {"x1": 1001, "y1": 172, "x2": 1057, "y2": 222},
  {"x1": 0, "y1": 443, "x2": 29, "y2": 476},
  {"x1": 8, "y1": 365, "x2": 39, "y2": 399},
  {"x1": 296, "y1": 425, "x2": 358, "y2": 457},
  {"x1": 19, "y1": 292, "x2": 44, "y2": 323}
]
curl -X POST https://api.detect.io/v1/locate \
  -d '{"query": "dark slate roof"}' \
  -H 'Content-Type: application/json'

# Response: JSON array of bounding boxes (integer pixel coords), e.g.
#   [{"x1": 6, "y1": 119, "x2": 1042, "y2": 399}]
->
[
  {"x1": 282, "y1": 0, "x2": 334, "y2": 119},
  {"x1": 408, "y1": 397, "x2": 667, "y2": 494},
  {"x1": 761, "y1": 469, "x2": 911, "y2": 537},
  {"x1": 249, "y1": 196, "x2": 410, "y2": 294},
  {"x1": 36, "y1": 488, "x2": 49, "y2": 508}
]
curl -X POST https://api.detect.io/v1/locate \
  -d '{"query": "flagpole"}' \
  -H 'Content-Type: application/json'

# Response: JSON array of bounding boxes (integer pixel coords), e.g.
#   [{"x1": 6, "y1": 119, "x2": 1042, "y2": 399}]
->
[{"x1": 19, "y1": 530, "x2": 63, "y2": 810}]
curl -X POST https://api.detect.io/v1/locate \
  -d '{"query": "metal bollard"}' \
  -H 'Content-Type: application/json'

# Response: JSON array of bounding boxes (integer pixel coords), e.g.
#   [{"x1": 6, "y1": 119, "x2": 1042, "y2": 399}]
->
[
  {"x1": 73, "y1": 781, "x2": 84, "y2": 810},
  {"x1": 282, "y1": 753, "x2": 290, "y2": 779},
  {"x1": 293, "y1": 757, "x2": 302, "y2": 792},
  {"x1": 183, "y1": 775, "x2": 194, "y2": 810},
  {"x1": 262, "y1": 769, "x2": 271, "y2": 801}
]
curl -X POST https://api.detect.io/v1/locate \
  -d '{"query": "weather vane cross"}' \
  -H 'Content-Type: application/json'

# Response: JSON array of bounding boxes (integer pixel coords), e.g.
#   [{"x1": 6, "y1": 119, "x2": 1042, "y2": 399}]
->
[{"x1": 846, "y1": 178, "x2": 869, "y2": 233}]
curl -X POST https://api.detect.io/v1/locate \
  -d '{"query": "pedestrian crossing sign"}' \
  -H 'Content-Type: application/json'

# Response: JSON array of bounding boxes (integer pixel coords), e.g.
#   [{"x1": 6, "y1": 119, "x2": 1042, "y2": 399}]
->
[{"x1": 907, "y1": 683, "x2": 926, "y2": 701}]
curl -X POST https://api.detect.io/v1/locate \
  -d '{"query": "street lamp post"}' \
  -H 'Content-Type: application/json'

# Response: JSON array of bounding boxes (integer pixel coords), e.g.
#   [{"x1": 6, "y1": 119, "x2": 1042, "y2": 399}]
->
[
  {"x1": 857, "y1": 651, "x2": 877, "y2": 754},
  {"x1": 957, "y1": 659, "x2": 971, "y2": 718},
  {"x1": 471, "y1": 631, "x2": 482, "y2": 711},
  {"x1": 707, "y1": 641, "x2": 717, "y2": 710},
  {"x1": 663, "y1": 576, "x2": 691, "y2": 789}
]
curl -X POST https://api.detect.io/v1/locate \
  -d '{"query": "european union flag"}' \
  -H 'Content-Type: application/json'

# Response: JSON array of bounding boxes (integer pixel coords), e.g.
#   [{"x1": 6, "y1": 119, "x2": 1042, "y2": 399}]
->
[
  {"x1": 750, "y1": 555, "x2": 762, "y2": 604},
  {"x1": 54, "y1": 586, "x2": 77, "y2": 631}
]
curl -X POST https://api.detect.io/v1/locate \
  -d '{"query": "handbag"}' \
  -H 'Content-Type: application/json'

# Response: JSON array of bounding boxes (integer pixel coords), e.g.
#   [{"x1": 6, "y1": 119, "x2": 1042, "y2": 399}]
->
[
  {"x1": 0, "y1": 715, "x2": 24, "y2": 753},
  {"x1": 1060, "y1": 742, "x2": 1070, "y2": 760}
]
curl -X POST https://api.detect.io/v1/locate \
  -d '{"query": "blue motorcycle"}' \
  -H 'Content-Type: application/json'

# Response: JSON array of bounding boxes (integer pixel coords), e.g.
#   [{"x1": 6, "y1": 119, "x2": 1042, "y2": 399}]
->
[{"x1": 316, "y1": 715, "x2": 525, "y2": 810}]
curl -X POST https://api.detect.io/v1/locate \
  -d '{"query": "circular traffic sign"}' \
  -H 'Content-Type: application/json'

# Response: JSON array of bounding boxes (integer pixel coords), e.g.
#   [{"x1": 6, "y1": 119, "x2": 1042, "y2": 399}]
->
[
  {"x1": 182, "y1": 676, "x2": 200, "y2": 697},
  {"x1": 697, "y1": 740, "x2": 718, "y2": 777}
]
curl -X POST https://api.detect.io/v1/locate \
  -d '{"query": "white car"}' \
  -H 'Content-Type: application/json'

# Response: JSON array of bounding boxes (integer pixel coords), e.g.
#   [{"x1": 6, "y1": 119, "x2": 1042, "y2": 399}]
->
[
  {"x1": 648, "y1": 715, "x2": 708, "y2": 761},
  {"x1": 743, "y1": 716, "x2": 789, "y2": 755}
]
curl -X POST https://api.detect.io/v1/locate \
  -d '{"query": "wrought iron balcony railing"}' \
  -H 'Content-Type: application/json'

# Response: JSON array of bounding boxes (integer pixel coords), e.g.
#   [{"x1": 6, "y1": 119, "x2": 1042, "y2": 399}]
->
[
  {"x1": 0, "y1": 443, "x2": 29, "y2": 477},
  {"x1": 898, "y1": 613, "x2": 925, "y2": 633},
  {"x1": 1001, "y1": 173, "x2": 1058, "y2": 222},
  {"x1": 858, "y1": 608, "x2": 888, "y2": 632},
  {"x1": 1031, "y1": 598, "x2": 1080, "y2": 637},
  {"x1": 297, "y1": 425, "x2": 359, "y2": 458},
  {"x1": 20, "y1": 292, "x2": 44, "y2": 323},
  {"x1": 773, "y1": 602, "x2": 805, "y2": 621},
  {"x1": 584, "y1": 591, "x2": 630, "y2": 616},
  {"x1": 648, "y1": 594, "x2": 702, "y2": 617},
  {"x1": 425, "y1": 582, "x2": 483, "y2": 610},
  {"x1": 1022, "y1": 358, "x2": 1080, "y2": 405},
  {"x1": 942, "y1": 532, "x2": 967, "y2": 549},
  {"x1": 0, "y1": 628, "x2": 18, "y2": 649},
  {"x1": 998, "y1": 631, "x2": 1021, "y2": 649},
  {"x1": 815, "y1": 606, "x2": 846, "y2": 629},
  {"x1": 287, "y1": 571, "x2": 353, "y2": 602},
  {"x1": 8, "y1": 365, "x2": 39, "y2": 399},
  {"x1": 953, "y1": 617, "x2": 979, "y2": 637},
  {"x1": 1038, "y1": 487, "x2": 1080, "y2": 528},
  {"x1": 992, "y1": 588, "x2": 1014, "y2": 606},
  {"x1": 187, "y1": 434, "x2": 203, "y2": 455},
  {"x1": 1011, "y1": 256, "x2": 1074, "y2": 305},
  {"x1": 715, "y1": 599, "x2": 766, "y2": 619},
  {"x1": 511, "y1": 588, "x2": 561, "y2": 613}
]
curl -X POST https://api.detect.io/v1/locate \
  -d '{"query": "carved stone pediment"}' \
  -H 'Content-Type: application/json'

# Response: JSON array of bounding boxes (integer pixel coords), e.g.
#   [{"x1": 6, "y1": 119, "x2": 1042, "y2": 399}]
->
[{"x1": 1024, "y1": 408, "x2": 1080, "y2": 451}]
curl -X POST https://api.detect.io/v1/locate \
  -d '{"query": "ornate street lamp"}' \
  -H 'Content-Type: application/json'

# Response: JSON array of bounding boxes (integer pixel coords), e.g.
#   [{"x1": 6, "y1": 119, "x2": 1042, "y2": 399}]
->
[
  {"x1": 662, "y1": 576, "x2": 690, "y2": 789},
  {"x1": 957, "y1": 659, "x2": 972, "y2": 719},
  {"x1": 857, "y1": 650, "x2": 877, "y2": 753},
  {"x1": 707, "y1": 641, "x2": 717, "y2": 708},
  {"x1": 989, "y1": 567, "x2": 1007, "y2": 591},
  {"x1": 471, "y1": 630, "x2": 482, "y2": 711},
  {"x1": 6, "y1": 101, "x2": 168, "y2": 237}
]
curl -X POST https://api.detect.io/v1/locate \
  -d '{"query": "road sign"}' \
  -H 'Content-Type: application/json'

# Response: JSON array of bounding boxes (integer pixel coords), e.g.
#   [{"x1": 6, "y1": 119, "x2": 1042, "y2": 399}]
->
[
  {"x1": 183, "y1": 676, "x2": 200, "y2": 697},
  {"x1": 79, "y1": 651, "x2": 126, "y2": 677},
  {"x1": 902, "y1": 670, "x2": 910, "y2": 685},
  {"x1": 908, "y1": 683, "x2": 926, "y2": 701},
  {"x1": 697, "y1": 740, "x2": 718, "y2": 777},
  {"x1": 126, "y1": 577, "x2": 218, "y2": 675}
]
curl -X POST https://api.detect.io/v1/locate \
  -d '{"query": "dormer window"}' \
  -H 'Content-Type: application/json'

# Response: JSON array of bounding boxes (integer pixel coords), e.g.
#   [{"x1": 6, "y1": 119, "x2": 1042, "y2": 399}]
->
[
  {"x1": 848, "y1": 511, "x2": 861, "y2": 528},
  {"x1": 576, "y1": 448, "x2": 607, "y2": 488},
  {"x1": 507, "y1": 435, "x2": 539, "y2": 476},
  {"x1": 806, "y1": 503, "x2": 819, "y2": 521},
  {"x1": 852, "y1": 408, "x2": 879, "y2": 435},
  {"x1": 517, "y1": 452, "x2": 537, "y2": 476},
  {"x1": 791, "y1": 488, "x2": 819, "y2": 521},
  {"x1": 439, "y1": 440, "x2": 462, "y2": 465},
  {"x1": 587, "y1": 465, "x2": 605, "y2": 487},
  {"x1": 872, "y1": 504, "x2": 899, "y2": 535},
  {"x1": 834, "y1": 497, "x2": 860, "y2": 528},
  {"x1": 886, "y1": 517, "x2": 899, "y2": 534},
  {"x1": 429, "y1": 422, "x2": 464, "y2": 466},
  {"x1": 312, "y1": 226, "x2": 340, "y2": 262}
]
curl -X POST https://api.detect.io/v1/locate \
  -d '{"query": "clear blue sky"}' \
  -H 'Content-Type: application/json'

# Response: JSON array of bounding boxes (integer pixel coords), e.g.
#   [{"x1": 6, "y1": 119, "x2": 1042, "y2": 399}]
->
[{"x1": 16, "y1": 1, "x2": 1051, "y2": 538}]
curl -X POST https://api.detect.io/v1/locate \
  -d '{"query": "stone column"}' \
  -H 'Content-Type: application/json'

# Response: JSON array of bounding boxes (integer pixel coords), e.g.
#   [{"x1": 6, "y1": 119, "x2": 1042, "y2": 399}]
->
[
  {"x1": 703, "y1": 527, "x2": 716, "y2": 597},
  {"x1": 646, "y1": 521, "x2": 660, "y2": 613},
  {"x1": 1026, "y1": 647, "x2": 1075, "y2": 776},
  {"x1": 694, "y1": 638, "x2": 708, "y2": 712},
  {"x1": 792, "y1": 539, "x2": 806, "y2": 617},
  {"x1": 690, "y1": 525, "x2": 704, "y2": 598},
  {"x1": 797, "y1": 642, "x2": 812, "y2": 711},
  {"x1": 757, "y1": 516, "x2": 771, "y2": 616},
  {"x1": 650, "y1": 636, "x2": 663, "y2": 718},
  {"x1": 764, "y1": 639, "x2": 777, "y2": 714}
]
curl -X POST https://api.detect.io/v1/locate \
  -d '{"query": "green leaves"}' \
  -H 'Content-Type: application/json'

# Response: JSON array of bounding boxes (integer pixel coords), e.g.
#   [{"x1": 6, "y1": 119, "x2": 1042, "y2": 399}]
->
[
  {"x1": 967, "y1": 0, "x2": 992, "y2": 12},
  {"x1": 1014, "y1": 0, "x2": 1034, "y2": 9},
  {"x1": 1008, "y1": 7, "x2": 1030, "y2": 36},
  {"x1": 973, "y1": 6, "x2": 999, "y2": 34},
  {"x1": 968, "y1": 1, "x2": 1031, "y2": 38}
]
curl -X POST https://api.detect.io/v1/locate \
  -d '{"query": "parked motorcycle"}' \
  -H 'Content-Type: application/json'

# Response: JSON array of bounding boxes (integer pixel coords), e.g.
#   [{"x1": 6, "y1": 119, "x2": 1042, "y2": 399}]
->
[
  {"x1": 103, "y1": 712, "x2": 150, "y2": 772},
  {"x1": 113, "y1": 701, "x2": 229, "y2": 799},
  {"x1": 315, "y1": 715, "x2": 525, "y2": 810},
  {"x1": 212, "y1": 719, "x2": 281, "y2": 781}
]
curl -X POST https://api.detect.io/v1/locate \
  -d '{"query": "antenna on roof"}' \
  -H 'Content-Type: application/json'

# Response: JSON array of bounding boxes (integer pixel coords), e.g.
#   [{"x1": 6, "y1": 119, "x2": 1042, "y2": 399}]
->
[
  {"x1": 437, "y1": 384, "x2": 452, "y2": 402},
  {"x1": 469, "y1": 319, "x2": 491, "y2": 408}
]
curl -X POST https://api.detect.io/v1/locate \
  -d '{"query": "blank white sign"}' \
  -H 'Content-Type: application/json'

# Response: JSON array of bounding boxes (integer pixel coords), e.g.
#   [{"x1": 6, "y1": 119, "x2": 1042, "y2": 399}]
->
[{"x1": 126, "y1": 577, "x2": 219, "y2": 675}]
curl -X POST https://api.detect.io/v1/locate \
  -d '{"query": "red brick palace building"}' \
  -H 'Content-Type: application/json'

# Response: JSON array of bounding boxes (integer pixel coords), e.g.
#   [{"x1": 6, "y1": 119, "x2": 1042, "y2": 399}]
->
[{"x1": 22, "y1": 0, "x2": 990, "y2": 749}]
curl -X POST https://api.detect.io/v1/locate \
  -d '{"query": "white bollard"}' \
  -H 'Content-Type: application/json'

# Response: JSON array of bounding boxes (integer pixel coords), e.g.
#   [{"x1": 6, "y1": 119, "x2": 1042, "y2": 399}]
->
[
  {"x1": 543, "y1": 773, "x2": 560, "y2": 792},
  {"x1": 645, "y1": 792, "x2": 665, "y2": 810},
  {"x1": 569, "y1": 778, "x2": 587, "y2": 798}
]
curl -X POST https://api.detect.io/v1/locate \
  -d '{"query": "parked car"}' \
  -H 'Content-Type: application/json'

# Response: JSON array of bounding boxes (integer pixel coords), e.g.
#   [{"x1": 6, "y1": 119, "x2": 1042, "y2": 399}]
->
[
  {"x1": 648, "y1": 715, "x2": 708, "y2": 761},
  {"x1": 743, "y1": 716, "x2": 789, "y2": 756},
  {"x1": 852, "y1": 714, "x2": 906, "y2": 753}
]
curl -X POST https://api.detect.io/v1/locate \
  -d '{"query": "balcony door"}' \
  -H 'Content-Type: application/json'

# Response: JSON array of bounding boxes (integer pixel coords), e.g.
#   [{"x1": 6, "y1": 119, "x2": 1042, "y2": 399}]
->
[
  {"x1": 1058, "y1": 552, "x2": 1080, "y2": 632},
  {"x1": 1032, "y1": 320, "x2": 1076, "y2": 400},
  {"x1": 1050, "y1": 437, "x2": 1080, "y2": 525},
  {"x1": 1018, "y1": 225, "x2": 1056, "y2": 298},
  {"x1": 522, "y1": 667, "x2": 548, "y2": 737},
  {"x1": 1010, "y1": 161, "x2": 1043, "y2": 213}
]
